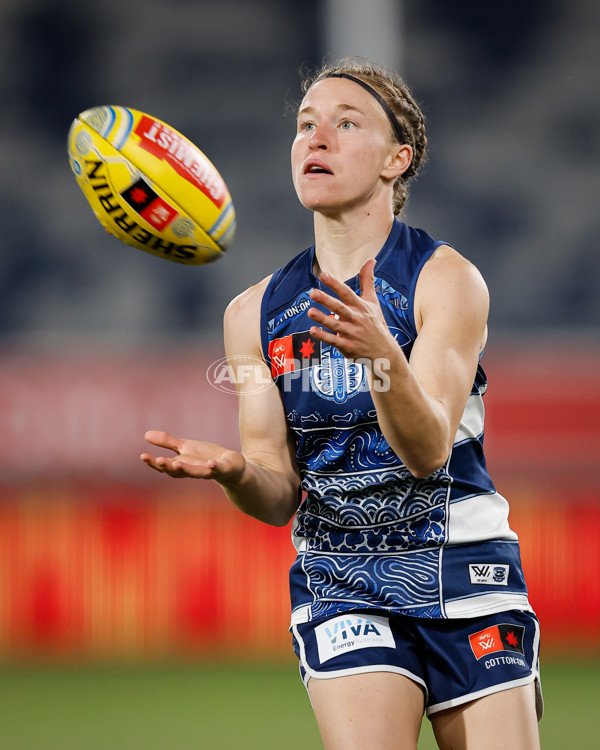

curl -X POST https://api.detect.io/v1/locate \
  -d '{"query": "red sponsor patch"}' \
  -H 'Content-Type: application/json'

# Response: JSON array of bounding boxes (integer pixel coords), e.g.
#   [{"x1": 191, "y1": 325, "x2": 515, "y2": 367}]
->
[
  {"x1": 134, "y1": 116, "x2": 226, "y2": 208},
  {"x1": 121, "y1": 178, "x2": 178, "y2": 231},
  {"x1": 469, "y1": 623, "x2": 525, "y2": 660},
  {"x1": 469, "y1": 626, "x2": 503, "y2": 659},
  {"x1": 268, "y1": 331, "x2": 321, "y2": 378},
  {"x1": 268, "y1": 334, "x2": 295, "y2": 377}
]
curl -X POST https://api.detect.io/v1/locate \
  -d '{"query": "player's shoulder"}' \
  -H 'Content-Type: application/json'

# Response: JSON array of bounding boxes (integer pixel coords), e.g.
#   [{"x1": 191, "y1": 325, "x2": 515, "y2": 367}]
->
[
  {"x1": 413, "y1": 244, "x2": 489, "y2": 333},
  {"x1": 225, "y1": 273, "x2": 273, "y2": 325},
  {"x1": 422, "y1": 244, "x2": 489, "y2": 299},
  {"x1": 224, "y1": 275, "x2": 273, "y2": 356},
  {"x1": 225, "y1": 244, "x2": 311, "y2": 328}
]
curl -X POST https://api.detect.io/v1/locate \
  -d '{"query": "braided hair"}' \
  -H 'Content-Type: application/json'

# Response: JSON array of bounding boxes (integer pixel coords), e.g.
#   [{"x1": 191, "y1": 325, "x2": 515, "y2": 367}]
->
[{"x1": 301, "y1": 59, "x2": 428, "y2": 214}]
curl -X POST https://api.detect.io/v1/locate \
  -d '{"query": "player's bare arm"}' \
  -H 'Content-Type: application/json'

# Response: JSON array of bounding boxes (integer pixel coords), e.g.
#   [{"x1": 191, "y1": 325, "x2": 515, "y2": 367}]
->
[
  {"x1": 141, "y1": 277, "x2": 301, "y2": 526},
  {"x1": 307, "y1": 247, "x2": 488, "y2": 478},
  {"x1": 406, "y1": 246, "x2": 489, "y2": 473},
  {"x1": 221, "y1": 277, "x2": 302, "y2": 525}
]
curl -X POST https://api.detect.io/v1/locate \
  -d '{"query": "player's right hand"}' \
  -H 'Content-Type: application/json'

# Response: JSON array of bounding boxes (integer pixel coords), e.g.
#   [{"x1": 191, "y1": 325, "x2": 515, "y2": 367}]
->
[{"x1": 140, "y1": 430, "x2": 246, "y2": 483}]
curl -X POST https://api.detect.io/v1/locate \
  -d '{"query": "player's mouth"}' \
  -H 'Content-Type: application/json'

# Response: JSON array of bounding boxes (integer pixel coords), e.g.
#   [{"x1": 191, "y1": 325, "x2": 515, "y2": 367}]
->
[{"x1": 303, "y1": 159, "x2": 333, "y2": 176}]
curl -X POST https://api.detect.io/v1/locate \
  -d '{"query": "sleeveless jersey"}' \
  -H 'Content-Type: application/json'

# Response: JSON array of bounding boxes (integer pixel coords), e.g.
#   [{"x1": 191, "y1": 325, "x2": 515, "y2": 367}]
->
[{"x1": 260, "y1": 219, "x2": 531, "y2": 625}]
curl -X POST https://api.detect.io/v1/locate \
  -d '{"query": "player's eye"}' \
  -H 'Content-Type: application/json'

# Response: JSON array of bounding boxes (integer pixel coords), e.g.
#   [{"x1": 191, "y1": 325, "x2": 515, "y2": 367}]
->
[{"x1": 339, "y1": 120, "x2": 356, "y2": 130}]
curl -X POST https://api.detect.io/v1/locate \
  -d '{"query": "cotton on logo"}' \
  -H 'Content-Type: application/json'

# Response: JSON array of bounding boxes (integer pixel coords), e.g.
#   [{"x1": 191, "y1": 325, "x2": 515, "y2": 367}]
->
[{"x1": 314, "y1": 613, "x2": 395, "y2": 664}]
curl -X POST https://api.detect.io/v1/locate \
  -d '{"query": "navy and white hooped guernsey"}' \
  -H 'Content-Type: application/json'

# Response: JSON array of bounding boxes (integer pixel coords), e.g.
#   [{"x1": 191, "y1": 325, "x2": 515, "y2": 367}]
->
[{"x1": 260, "y1": 219, "x2": 532, "y2": 626}]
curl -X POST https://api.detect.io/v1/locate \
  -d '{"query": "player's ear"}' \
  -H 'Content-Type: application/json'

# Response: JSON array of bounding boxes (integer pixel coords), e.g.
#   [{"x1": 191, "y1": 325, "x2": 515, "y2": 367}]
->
[{"x1": 382, "y1": 143, "x2": 412, "y2": 180}]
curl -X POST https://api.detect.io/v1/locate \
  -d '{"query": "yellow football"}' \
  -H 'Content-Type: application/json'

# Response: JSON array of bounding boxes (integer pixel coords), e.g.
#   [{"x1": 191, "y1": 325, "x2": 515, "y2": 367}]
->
[{"x1": 67, "y1": 106, "x2": 235, "y2": 265}]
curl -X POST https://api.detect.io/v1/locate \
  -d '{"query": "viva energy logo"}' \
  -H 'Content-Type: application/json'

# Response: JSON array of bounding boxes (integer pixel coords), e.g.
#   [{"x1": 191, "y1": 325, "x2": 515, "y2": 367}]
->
[{"x1": 314, "y1": 613, "x2": 396, "y2": 664}]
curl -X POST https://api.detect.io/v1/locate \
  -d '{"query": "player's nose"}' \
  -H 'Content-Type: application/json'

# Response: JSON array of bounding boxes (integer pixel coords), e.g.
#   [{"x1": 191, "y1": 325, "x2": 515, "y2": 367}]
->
[{"x1": 308, "y1": 123, "x2": 333, "y2": 150}]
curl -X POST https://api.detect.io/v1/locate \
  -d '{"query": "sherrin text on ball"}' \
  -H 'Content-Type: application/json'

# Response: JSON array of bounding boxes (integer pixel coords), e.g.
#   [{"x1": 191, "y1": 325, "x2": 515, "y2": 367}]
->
[{"x1": 67, "y1": 105, "x2": 235, "y2": 265}]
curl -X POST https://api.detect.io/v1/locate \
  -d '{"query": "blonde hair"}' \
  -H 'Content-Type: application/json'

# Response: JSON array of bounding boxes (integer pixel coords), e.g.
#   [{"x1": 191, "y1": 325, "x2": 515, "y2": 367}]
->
[{"x1": 301, "y1": 58, "x2": 428, "y2": 214}]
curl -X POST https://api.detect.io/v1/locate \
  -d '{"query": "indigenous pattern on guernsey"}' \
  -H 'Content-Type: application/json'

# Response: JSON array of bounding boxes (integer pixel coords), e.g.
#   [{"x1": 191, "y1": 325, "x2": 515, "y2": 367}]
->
[{"x1": 260, "y1": 220, "x2": 532, "y2": 625}]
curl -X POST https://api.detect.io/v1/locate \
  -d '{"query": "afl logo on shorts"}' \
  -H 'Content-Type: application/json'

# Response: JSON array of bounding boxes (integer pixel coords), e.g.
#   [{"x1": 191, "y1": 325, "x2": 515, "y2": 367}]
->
[{"x1": 469, "y1": 624, "x2": 525, "y2": 660}]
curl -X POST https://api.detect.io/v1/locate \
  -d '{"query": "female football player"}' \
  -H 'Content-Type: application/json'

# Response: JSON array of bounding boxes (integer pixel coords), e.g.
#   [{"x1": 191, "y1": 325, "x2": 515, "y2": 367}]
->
[{"x1": 141, "y1": 59, "x2": 542, "y2": 749}]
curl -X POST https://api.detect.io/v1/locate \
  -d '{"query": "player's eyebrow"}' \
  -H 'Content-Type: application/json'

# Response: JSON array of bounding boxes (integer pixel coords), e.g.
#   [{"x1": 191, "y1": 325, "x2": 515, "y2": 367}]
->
[{"x1": 297, "y1": 103, "x2": 367, "y2": 118}]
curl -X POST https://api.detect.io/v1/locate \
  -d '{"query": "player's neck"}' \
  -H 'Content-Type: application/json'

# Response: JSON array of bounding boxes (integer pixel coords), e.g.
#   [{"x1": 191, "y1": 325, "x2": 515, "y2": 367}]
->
[{"x1": 312, "y1": 206, "x2": 394, "y2": 281}]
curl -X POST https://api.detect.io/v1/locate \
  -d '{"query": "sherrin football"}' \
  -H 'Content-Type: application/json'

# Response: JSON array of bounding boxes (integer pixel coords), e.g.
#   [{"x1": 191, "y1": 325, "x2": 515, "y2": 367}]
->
[{"x1": 67, "y1": 106, "x2": 235, "y2": 264}]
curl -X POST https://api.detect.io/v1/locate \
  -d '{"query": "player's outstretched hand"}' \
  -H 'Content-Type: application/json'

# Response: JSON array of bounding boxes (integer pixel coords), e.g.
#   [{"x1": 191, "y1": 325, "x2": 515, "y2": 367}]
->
[
  {"x1": 308, "y1": 258, "x2": 396, "y2": 362},
  {"x1": 140, "y1": 430, "x2": 245, "y2": 483}
]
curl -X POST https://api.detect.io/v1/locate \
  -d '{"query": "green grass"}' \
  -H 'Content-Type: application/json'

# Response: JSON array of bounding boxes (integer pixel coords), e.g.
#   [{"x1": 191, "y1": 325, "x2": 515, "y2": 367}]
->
[{"x1": 0, "y1": 657, "x2": 596, "y2": 749}]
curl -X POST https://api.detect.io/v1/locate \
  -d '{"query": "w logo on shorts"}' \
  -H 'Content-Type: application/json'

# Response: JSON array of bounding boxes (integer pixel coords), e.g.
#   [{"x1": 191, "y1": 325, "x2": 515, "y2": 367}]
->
[{"x1": 469, "y1": 624, "x2": 525, "y2": 660}]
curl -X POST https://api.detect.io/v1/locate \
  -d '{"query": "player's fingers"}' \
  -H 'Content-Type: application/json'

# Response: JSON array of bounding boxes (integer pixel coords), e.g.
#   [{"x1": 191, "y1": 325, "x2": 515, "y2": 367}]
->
[
  {"x1": 309, "y1": 287, "x2": 348, "y2": 316},
  {"x1": 307, "y1": 307, "x2": 343, "y2": 331},
  {"x1": 164, "y1": 459, "x2": 198, "y2": 478},
  {"x1": 358, "y1": 259, "x2": 377, "y2": 302},
  {"x1": 203, "y1": 458, "x2": 227, "y2": 478},
  {"x1": 169, "y1": 458, "x2": 225, "y2": 479},
  {"x1": 310, "y1": 325, "x2": 346, "y2": 349},
  {"x1": 144, "y1": 430, "x2": 182, "y2": 454},
  {"x1": 319, "y1": 272, "x2": 358, "y2": 304},
  {"x1": 140, "y1": 453, "x2": 168, "y2": 473},
  {"x1": 143, "y1": 456, "x2": 199, "y2": 478}
]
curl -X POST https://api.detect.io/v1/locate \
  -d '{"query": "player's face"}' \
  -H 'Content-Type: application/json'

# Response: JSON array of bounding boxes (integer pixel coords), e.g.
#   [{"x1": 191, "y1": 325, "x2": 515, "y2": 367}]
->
[{"x1": 291, "y1": 77, "x2": 400, "y2": 217}]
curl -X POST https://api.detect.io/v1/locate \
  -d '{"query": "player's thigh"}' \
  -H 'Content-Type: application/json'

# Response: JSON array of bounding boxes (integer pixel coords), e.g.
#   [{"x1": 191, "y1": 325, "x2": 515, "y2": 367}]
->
[
  {"x1": 308, "y1": 671, "x2": 425, "y2": 750},
  {"x1": 431, "y1": 682, "x2": 540, "y2": 750}
]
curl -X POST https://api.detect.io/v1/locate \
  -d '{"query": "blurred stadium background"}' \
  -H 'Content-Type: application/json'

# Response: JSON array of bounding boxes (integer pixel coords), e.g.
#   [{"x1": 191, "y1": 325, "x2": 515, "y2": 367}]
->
[{"x1": 0, "y1": 0, "x2": 598, "y2": 747}]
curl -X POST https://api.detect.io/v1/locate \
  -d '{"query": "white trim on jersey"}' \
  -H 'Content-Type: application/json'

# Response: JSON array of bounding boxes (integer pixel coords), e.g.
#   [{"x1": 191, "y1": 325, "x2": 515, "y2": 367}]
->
[
  {"x1": 454, "y1": 392, "x2": 485, "y2": 444},
  {"x1": 447, "y1": 493, "x2": 519, "y2": 544},
  {"x1": 444, "y1": 593, "x2": 532, "y2": 618}
]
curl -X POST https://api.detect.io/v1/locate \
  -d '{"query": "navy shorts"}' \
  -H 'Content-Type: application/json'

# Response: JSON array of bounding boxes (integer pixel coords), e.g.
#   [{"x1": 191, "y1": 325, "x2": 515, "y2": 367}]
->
[{"x1": 292, "y1": 609, "x2": 542, "y2": 717}]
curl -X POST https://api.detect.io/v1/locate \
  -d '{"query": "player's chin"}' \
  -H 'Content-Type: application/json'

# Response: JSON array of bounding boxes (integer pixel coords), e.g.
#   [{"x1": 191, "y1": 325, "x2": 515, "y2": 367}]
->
[
  {"x1": 294, "y1": 176, "x2": 333, "y2": 204},
  {"x1": 296, "y1": 189, "x2": 343, "y2": 216}
]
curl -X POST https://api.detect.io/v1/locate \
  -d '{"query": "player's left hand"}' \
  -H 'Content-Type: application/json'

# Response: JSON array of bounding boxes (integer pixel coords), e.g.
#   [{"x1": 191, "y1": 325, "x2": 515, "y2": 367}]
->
[{"x1": 307, "y1": 258, "x2": 397, "y2": 362}]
